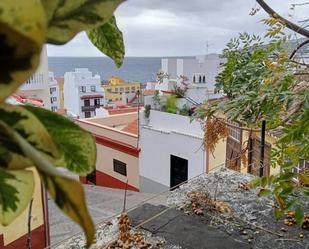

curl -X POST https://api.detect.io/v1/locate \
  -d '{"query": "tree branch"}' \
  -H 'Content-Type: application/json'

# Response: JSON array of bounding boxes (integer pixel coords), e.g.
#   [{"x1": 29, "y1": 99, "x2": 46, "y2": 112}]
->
[
  {"x1": 256, "y1": 0, "x2": 309, "y2": 38},
  {"x1": 289, "y1": 39, "x2": 309, "y2": 59}
]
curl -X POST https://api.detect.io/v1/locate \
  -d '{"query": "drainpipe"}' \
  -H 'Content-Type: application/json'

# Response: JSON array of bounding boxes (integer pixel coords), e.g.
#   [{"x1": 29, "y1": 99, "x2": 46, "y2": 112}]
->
[{"x1": 259, "y1": 120, "x2": 266, "y2": 177}]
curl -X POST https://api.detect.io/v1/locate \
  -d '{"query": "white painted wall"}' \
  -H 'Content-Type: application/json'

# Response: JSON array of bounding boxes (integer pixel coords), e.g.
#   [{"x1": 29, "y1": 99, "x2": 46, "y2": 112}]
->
[{"x1": 139, "y1": 110, "x2": 206, "y2": 192}]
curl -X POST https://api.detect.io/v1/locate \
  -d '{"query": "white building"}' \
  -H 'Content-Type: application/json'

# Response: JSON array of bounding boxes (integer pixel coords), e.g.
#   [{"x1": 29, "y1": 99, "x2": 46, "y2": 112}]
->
[
  {"x1": 17, "y1": 46, "x2": 51, "y2": 109},
  {"x1": 139, "y1": 110, "x2": 206, "y2": 193},
  {"x1": 49, "y1": 72, "x2": 60, "y2": 112},
  {"x1": 161, "y1": 54, "x2": 224, "y2": 90},
  {"x1": 64, "y1": 68, "x2": 106, "y2": 118}
]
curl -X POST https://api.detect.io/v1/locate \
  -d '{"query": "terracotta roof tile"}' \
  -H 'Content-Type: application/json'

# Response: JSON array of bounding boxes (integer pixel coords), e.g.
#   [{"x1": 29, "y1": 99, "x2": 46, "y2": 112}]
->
[{"x1": 121, "y1": 119, "x2": 138, "y2": 135}]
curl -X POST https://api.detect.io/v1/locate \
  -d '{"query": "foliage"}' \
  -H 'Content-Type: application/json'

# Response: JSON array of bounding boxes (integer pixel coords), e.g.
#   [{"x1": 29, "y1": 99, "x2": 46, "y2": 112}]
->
[
  {"x1": 195, "y1": 27, "x2": 309, "y2": 225},
  {"x1": 165, "y1": 95, "x2": 177, "y2": 114},
  {"x1": 144, "y1": 105, "x2": 151, "y2": 119},
  {"x1": 173, "y1": 84, "x2": 188, "y2": 98},
  {"x1": 153, "y1": 90, "x2": 161, "y2": 110},
  {"x1": 179, "y1": 104, "x2": 190, "y2": 116},
  {"x1": 0, "y1": 1, "x2": 125, "y2": 247}
]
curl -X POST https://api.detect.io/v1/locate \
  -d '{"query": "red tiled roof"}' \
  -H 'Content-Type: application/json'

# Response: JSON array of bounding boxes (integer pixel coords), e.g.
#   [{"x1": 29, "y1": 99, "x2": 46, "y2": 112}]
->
[
  {"x1": 80, "y1": 94, "x2": 103, "y2": 99},
  {"x1": 143, "y1": 90, "x2": 156, "y2": 96},
  {"x1": 107, "y1": 107, "x2": 138, "y2": 115},
  {"x1": 12, "y1": 94, "x2": 44, "y2": 107},
  {"x1": 121, "y1": 119, "x2": 138, "y2": 135}
]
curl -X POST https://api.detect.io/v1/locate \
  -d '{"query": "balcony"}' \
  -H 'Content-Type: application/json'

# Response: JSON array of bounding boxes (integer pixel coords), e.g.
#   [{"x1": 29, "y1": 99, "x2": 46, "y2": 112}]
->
[{"x1": 81, "y1": 105, "x2": 102, "y2": 112}]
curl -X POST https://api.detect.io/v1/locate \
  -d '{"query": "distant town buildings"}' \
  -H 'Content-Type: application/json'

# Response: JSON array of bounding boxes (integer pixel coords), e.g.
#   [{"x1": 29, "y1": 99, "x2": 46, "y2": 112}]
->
[
  {"x1": 16, "y1": 46, "x2": 51, "y2": 109},
  {"x1": 49, "y1": 72, "x2": 60, "y2": 112},
  {"x1": 64, "y1": 68, "x2": 106, "y2": 118},
  {"x1": 102, "y1": 76, "x2": 141, "y2": 102}
]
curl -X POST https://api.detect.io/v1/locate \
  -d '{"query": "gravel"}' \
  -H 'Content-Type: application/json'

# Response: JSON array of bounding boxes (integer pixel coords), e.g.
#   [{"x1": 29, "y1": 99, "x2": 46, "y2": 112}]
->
[{"x1": 167, "y1": 168, "x2": 309, "y2": 249}]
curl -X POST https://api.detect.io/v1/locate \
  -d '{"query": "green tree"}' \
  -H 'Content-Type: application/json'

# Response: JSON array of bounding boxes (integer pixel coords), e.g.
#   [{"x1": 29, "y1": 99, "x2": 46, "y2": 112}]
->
[
  {"x1": 0, "y1": 1, "x2": 125, "y2": 247},
  {"x1": 195, "y1": 5, "x2": 309, "y2": 225}
]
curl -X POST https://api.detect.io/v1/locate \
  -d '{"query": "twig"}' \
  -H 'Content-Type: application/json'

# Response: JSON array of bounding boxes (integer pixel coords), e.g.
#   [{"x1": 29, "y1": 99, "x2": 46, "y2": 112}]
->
[{"x1": 26, "y1": 198, "x2": 34, "y2": 249}]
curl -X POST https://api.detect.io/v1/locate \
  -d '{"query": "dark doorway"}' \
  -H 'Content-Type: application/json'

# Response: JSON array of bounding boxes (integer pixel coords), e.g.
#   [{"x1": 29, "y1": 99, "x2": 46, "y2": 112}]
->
[
  {"x1": 84, "y1": 99, "x2": 90, "y2": 106},
  {"x1": 86, "y1": 170, "x2": 96, "y2": 185},
  {"x1": 85, "y1": 111, "x2": 91, "y2": 118},
  {"x1": 170, "y1": 155, "x2": 188, "y2": 189}
]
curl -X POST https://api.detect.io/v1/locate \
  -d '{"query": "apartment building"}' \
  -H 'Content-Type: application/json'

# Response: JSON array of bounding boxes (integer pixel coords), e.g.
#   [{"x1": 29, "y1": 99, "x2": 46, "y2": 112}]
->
[
  {"x1": 102, "y1": 76, "x2": 141, "y2": 102},
  {"x1": 76, "y1": 112, "x2": 140, "y2": 191},
  {"x1": 64, "y1": 68, "x2": 106, "y2": 118},
  {"x1": 16, "y1": 46, "x2": 51, "y2": 109},
  {"x1": 49, "y1": 72, "x2": 60, "y2": 112}
]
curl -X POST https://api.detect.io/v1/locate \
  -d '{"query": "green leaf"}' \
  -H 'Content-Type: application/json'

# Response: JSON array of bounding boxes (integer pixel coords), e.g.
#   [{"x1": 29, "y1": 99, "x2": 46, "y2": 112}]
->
[
  {"x1": 0, "y1": 0, "x2": 46, "y2": 101},
  {"x1": 258, "y1": 188, "x2": 272, "y2": 197},
  {"x1": 295, "y1": 206, "x2": 304, "y2": 227},
  {"x1": 249, "y1": 177, "x2": 261, "y2": 188},
  {"x1": 41, "y1": 173, "x2": 95, "y2": 247},
  {"x1": 87, "y1": 16, "x2": 125, "y2": 67},
  {"x1": 42, "y1": 0, "x2": 124, "y2": 44},
  {"x1": 2, "y1": 122, "x2": 95, "y2": 247},
  {"x1": 0, "y1": 168, "x2": 34, "y2": 226},
  {"x1": 23, "y1": 105, "x2": 96, "y2": 175},
  {"x1": 0, "y1": 104, "x2": 59, "y2": 169}
]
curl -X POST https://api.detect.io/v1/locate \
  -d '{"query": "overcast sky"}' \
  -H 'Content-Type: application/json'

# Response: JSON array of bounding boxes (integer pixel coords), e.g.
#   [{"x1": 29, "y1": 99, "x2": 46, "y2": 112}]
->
[{"x1": 47, "y1": 0, "x2": 309, "y2": 57}]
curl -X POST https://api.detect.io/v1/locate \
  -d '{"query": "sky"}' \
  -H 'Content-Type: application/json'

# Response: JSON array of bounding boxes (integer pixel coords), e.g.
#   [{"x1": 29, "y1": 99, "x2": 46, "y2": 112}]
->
[{"x1": 47, "y1": 0, "x2": 309, "y2": 57}]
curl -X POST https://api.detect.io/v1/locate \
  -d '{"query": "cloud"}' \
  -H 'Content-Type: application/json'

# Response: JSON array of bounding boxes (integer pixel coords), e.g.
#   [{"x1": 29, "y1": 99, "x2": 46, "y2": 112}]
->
[{"x1": 47, "y1": 0, "x2": 309, "y2": 57}]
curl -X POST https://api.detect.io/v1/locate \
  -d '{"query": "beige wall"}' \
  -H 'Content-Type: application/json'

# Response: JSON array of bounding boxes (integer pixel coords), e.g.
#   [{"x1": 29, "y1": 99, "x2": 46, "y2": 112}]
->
[
  {"x1": 96, "y1": 144, "x2": 139, "y2": 189},
  {"x1": 0, "y1": 168, "x2": 44, "y2": 245},
  {"x1": 208, "y1": 138, "x2": 227, "y2": 172}
]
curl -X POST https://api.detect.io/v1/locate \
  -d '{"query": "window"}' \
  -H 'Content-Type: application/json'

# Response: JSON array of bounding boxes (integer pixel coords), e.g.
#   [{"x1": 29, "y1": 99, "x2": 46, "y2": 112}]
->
[
  {"x1": 79, "y1": 86, "x2": 86, "y2": 93},
  {"x1": 199, "y1": 75, "x2": 202, "y2": 83},
  {"x1": 50, "y1": 97, "x2": 57, "y2": 103},
  {"x1": 51, "y1": 106, "x2": 57, "y2": 112},
  {"x1": 125, "y1": 87, "x2": 130, "y2": 93},
  {"x1": 84, "y1": 99, "x2": 90, "y2": 106},
  {"x1": 193, "y1": 76, "x2": 196, "y2": 83},
  {"x1": 115, "y1": 88, "x2": 118, "y2": 92},
  {"x1": 119, "y1": 88, "x2": 124, "y2": 92},
  {"x1": 50, "y1": 87, "x2": 56, "y2": 94},
  {"x1": 228, "y1": 121, "x2": 241, "y2": 141},
  {"x1": 131, "y1": 87, "x2": 136, "y2": 93},
  {"x1": 84, "y1": 111, "x2": 91, "y2": 118},
  {"x1": 203, "y1": 76, "x2": 206, "y2": 83},
  {"x1": 90, "y1": 86, "x2": 96, "y2": 92},
  {"x1": 113, "y1": 159, "x2": 127, "y2": 176},
  {"x1": 94, "y1": 99, "x2": 100, "y2": 106}
]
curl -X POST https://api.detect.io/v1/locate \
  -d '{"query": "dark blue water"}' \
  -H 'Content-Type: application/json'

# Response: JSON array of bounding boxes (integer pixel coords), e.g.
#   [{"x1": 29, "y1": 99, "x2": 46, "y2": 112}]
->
[{"x1": 48, "y1": 57, "x2": 162, "y2": 83}]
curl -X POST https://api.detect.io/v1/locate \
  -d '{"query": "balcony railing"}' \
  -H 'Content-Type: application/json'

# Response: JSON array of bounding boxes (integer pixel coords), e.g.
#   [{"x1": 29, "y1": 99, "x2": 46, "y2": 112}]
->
[{"x1": 81, "y1": 105, "x2": 102, "y2": 112}]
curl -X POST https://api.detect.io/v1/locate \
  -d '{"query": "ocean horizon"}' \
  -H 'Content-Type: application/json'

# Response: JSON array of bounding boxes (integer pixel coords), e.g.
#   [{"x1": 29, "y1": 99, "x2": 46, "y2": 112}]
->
[{"x1": 48, "y1": 56, "x2": 195, "y2": 84}]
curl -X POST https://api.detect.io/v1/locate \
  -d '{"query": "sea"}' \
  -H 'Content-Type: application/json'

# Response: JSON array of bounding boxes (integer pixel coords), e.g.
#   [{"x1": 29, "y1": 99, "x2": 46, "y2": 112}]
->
[{"x1": 48, "y1": 57, "x2": 162, "y2": 84}]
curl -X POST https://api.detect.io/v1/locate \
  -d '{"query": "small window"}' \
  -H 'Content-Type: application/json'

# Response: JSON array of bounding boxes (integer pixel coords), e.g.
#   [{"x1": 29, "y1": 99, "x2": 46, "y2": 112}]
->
[
  {"x1": 79, "y1": 86, "x2": 86, "y2": 93},
  {"x1": 228, "y1": 121, "x2": 241, "y2": 141},
  {"x1": 90, "y1": 86, "x2": 96, "y2": 92},
  {"x1": 51, "y1": 106, "x2": 57, "y2": 112},
  {"x1": 114, "y1": 88, "x2": 118, "y2": 92},
  {"x1": 193, "y1": 76, "x2": 196, "y2": 83},
  {"x1": 119, "y1": 88, "x2": 124, "y2": 92},
  {"x1": 199, "y1": 75, "x2": 202, "y2": 83},
  {"x1": 94, "y1": 99, "x2": 100, "y2": 106},
  {"x1": 84, "y1": 99, "x2": 90, "y2": 106},
  {"x1": 203, "y1": 76, "x2": 206, "y2": 83},
  {"x1": 113, "y1": 159, "x2": 127, "y2": 176}
]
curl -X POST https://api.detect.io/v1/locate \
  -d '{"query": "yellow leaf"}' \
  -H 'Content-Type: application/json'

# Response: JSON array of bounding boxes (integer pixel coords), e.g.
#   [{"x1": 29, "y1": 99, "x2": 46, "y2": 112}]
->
[
  {"x1": 0, "y1": 0, "x2": 46, "y2": 101},
  {"x1": 42, "y1": 174, "x2": 95, "y2": 247}
]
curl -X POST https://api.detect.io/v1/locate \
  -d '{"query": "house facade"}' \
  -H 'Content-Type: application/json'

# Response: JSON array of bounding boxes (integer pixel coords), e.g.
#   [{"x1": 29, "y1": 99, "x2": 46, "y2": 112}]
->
[
  {"x1": 102, "y1": 76, "x2": 141, "y2": 102},
  {"x1": 64, "y1": 68, "x2": 106, "y2": 118},
  {"x1": 76, "y1": 112, "x2": 140, "y2": 191}
]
